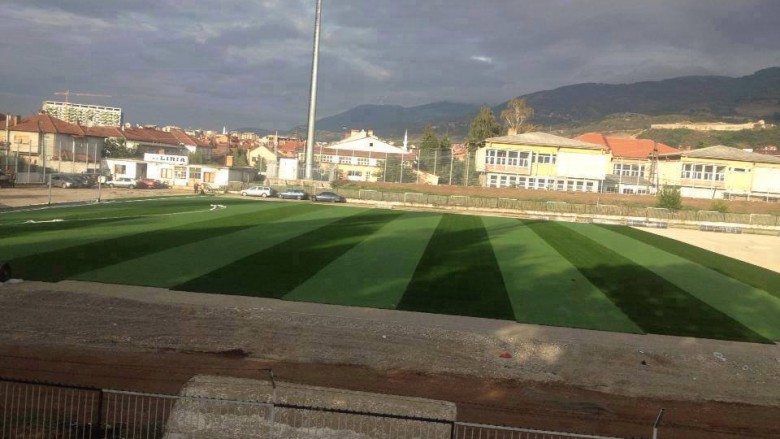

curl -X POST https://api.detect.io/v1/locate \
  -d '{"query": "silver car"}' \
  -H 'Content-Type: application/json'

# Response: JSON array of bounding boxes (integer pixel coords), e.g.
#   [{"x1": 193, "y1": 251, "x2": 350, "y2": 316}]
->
[
  {"x1": 240, "y1": 186, "x2": 276, "y2": 197},
  {"x1": 107, "y1": 177, "x2": 138, "y2": 188}
]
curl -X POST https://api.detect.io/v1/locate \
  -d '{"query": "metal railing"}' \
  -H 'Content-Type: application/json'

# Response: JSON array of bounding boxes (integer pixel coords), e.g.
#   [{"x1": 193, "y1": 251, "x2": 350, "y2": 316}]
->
[{"x1": 1, "y1": 378, "x2": 633, "y2": 439}]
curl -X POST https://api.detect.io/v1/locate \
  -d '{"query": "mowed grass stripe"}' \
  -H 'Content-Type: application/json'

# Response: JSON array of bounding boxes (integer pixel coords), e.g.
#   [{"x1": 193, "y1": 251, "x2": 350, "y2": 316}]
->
[
  {"x1": 0, "y1": 200, "x2": 258, "y2": 261},
  {"x1": 0, "y1": 196, "x2": 244, "y2": 227},
  {"x1": 527, "y1": 221, "x2": 769, "y2": 343},
  {"x1": 79, "y1": 204, "x2": 358, "y2": 287},
  {"x1": 284, "y1": 212, "x2": 441, "y2": 309},
  {"x1": 11, "y1": 202, "x2": 292, "y2": 282},
  {"x1": 174, "y1": 209, "x2": 402, "y2": 297},
  {"x1": 562, "y1": 222, "x2": 780, "y2": 341},
  {"x1": 604, "y1": 225, "x2": 780, "y2": 300},
  {"x1": 527, "y1": 220, "x2": 771, "y2": 343},
  {"x1": 397, "y1": 214, "x2": 515, "y2": 320},
  {"x1": 483, "y1": 217, "x2": 642, "y2": 333}
]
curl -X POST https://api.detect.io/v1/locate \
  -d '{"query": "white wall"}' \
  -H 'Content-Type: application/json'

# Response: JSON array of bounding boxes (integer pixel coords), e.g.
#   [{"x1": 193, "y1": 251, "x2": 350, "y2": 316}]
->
[
  {"x1": 556, "y1": 152, "x2": 608, "y2": 179},
  {"x1": 752, "y1": 167, "x2": 780, "y2": 194}
]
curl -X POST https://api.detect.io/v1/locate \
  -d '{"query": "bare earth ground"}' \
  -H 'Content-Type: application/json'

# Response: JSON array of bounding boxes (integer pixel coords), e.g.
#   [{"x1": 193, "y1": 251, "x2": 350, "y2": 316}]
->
[{"x1": 1, "y1": 186, "x2": 779, "y2": 438}]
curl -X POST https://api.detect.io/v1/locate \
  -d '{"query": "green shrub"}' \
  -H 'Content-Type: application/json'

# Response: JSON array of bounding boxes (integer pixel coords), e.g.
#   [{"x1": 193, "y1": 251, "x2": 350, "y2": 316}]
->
[
  {"x1": 710, "y1": 199, "x2": 729, "y2": 213},
  {"x1": 656, "y1": 185, "x2": 682, "y2": 210}
]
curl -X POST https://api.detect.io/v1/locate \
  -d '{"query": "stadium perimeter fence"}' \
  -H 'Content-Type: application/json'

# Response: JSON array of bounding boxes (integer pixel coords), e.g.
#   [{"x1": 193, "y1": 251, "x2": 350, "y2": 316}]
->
[
  {"x1": 302, "y1": 188, "x2": 779, "y2": 228},
  {"x1": 0, "y1": 378, "x2": 639, "y2": 439}
]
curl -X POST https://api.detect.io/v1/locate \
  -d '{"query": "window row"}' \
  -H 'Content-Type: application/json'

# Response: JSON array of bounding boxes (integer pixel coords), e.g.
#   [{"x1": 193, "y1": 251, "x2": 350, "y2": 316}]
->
[
  {"x1": 613, "y1": 163, "x2": 645, "y2": 177},
  {"x1": 485, "y1": 149, "x2": 557, "y2": 167},
  {"x1": 681, "y1": 164, "x2": 726, "y2": 181},
  {"x1": 319, "y1": 155, "x2": 374, "y2": 166},
  {"x1": 487, "y1": 174, "x2": 598, "y2": 192}
]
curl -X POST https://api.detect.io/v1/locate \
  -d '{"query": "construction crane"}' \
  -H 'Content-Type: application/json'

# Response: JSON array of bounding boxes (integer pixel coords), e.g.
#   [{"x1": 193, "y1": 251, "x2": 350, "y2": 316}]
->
[{"x1": 53, "y1": 90, "x2": 112, "y2": 104}]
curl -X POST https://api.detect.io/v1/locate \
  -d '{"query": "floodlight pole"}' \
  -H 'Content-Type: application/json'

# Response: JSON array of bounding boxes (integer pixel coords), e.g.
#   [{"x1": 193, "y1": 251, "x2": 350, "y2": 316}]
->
[{"x1": 304, "y1": 0, "x2": 323, "y2": 180}]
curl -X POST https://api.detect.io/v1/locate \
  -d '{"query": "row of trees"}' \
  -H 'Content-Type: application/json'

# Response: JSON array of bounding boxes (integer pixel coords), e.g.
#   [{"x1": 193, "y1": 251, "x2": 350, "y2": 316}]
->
[{"x1": 418, "y1": 97, "x2": 538, "y2": 152}]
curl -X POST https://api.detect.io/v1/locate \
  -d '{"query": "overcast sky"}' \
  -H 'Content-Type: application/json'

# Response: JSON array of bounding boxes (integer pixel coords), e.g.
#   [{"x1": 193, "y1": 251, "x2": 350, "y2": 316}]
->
[{"x1": 1, "y1": 0, "x2": 779, "y2": 131}]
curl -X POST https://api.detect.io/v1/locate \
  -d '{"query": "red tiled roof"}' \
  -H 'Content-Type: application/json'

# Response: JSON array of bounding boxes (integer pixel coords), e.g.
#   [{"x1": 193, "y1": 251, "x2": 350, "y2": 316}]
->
[
  {"x1": 575, "y1": 133, "x2": 679, "y2": 159},
  {"x1": 12, "y1": 113, "x2": 85, "y2": 136},
  {"x1": 83, "y1": 126, "x2": 125, "y2": 138}
]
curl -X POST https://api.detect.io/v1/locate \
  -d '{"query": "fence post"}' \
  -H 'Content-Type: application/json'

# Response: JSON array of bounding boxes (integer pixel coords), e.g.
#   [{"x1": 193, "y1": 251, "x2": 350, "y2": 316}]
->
[
  {"x1": 652, "y1": 408, "x2": 665, "y2": 439},
  {"x1": 95, "y1": 390, "x2": 104, "y2": 438}
]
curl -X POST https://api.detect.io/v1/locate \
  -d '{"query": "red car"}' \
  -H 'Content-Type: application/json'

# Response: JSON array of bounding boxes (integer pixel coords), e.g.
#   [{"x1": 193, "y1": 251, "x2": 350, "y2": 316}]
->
[{"x1": 136, "y1": 178, "x2": 167, "y2": 189}]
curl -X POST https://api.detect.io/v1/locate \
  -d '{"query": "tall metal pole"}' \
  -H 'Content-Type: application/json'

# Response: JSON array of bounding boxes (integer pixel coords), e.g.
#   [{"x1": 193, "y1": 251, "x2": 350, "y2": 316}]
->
[{"x1": 304, "y1": 0, "x2": 323, "y2": 180}]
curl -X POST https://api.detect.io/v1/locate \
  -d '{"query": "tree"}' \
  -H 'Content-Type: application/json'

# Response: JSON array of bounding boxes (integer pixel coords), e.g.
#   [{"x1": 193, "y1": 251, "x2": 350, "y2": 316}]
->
[
  {"x1": 419, "y1": 125, "x2": 439, "y2": 150},
  {"x1": 231, "y1": 148, "x2": 250, "y2": 167},
  {"x1": 656, "y1": 185, "x2": 682, "y2": 210},
  {"x1": 467, "y1": 106, "x2": 502, "y2": 149},
  {"x1": 501, "y1": 97, "x2": 537, "y2": 133},
  {"x1": 102, "y1": 137, "x2": 140, "y2": 159},
  {"x1": 439, "y1": 135, "x2": 451, "y2": 150}
]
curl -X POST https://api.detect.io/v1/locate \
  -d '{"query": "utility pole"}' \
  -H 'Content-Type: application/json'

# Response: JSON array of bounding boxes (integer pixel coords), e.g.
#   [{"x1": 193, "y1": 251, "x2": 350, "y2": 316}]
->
[{"x1": 304, "y1": 0, "x2": 323, "y2": 180}]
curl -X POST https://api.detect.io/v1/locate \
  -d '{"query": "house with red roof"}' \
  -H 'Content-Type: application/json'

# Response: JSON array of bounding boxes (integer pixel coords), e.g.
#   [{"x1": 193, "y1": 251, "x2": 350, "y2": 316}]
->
[
  {"x1": 1, "y1": 113, "x2": 109, "y2": 182},
  {"x1": 575, "y1": 133, "x2": 679, "y2": 194}
]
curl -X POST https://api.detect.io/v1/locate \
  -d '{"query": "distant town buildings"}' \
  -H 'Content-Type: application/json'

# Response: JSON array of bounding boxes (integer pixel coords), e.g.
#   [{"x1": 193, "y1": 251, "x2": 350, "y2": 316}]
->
[
  {"x1": 42, "y1": 101, "x2": 123, "y2": 127},
  {"x1": 650, "y1": 120, "x2": 770, "y2": 131}
]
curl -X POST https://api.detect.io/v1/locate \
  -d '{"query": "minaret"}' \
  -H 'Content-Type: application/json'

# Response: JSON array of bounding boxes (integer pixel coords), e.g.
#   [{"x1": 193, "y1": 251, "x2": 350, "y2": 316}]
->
[{"x1": 403, "y1": 129, "x2": 408, "y2": 152}]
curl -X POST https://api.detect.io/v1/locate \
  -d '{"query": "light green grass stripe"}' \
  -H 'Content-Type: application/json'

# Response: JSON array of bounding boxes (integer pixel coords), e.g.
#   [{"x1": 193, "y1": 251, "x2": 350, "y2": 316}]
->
[
  {"x1": 283, "y1": 212, "x2": 441, "y2": 308},
  {"x1": 483, "y1": 217, "x2": 643, "y2": 333},
  {"x1": 78, "y1": 205, "x2": 367, "y2": 287},
  {"x1": 562, "y1": 223, "x2": 780, "y2": 341},
  {"x1": 1, "y1": 201, "x2": 265, "y2": 260}
]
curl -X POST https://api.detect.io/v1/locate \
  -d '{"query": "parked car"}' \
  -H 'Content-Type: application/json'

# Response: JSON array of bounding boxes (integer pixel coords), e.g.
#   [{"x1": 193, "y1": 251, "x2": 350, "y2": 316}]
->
[
  {"x1": 278, "y1": 189, "x2": 308, "y2": 200},
  {"x1": 240, "y1": 186, "x2": 276, "y2": 197},
  {"x1": 311, "y1": 191, "x2": 346, "y2": 203},
  {"x1": 82, "y1": 169, "x2": 110, "y2": 185},
  {"x1": 107, "y1": 177, "x2": 138, "y2": 189},
  {"x1": 136, "y1": 178, "x2": 166, "y2": 189},
  {"x1": 50, "y1": 174, "x2": 88, "y2": 188}
]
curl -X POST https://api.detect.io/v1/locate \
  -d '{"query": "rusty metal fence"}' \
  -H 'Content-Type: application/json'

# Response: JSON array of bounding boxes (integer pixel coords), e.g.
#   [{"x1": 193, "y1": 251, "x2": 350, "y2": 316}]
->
[{"x1": 1, "y1": 378, "x2": 632, "y2": 439}]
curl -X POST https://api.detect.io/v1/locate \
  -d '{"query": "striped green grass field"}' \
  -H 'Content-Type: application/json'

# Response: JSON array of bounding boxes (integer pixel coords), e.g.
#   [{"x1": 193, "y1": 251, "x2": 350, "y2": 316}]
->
[{"x1": 2, "y1": 196, "x2": 778, "y2": 343}]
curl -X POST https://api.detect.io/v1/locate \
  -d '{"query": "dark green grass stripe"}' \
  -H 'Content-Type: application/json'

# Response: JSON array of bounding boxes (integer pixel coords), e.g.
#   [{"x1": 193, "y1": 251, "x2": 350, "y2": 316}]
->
[
  {"x1": 174, "y1": 209, "x2": 403, "y2": 297},
  {"x1": 397, "y1": 214, "x2": 515, "y2": 320},
  {"x1": 527, "y1": 220, "x2": 771, "y2": 343},
  {"x1": 603, "y1": 225, "x2": 780, "y2": 299},
  {"x1": 11, "y1": 203, "x2": 308, "y2": 282}
]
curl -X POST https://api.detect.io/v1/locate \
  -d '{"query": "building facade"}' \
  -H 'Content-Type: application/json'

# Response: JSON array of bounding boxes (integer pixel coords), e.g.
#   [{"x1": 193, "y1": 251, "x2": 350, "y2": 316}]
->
[
  {"x1": 42, "y1": 101, "x2": 123, "y2": 127},
  {"x1": 657, "y1": 145, "x2": 780, "y2": 200},
  {"x1": 477, "y1": 132, "x2": 610, "y2": 192}
]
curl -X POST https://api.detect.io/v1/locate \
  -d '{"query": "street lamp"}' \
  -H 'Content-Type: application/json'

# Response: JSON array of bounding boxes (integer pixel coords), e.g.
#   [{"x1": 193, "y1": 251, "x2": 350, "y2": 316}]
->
[{"x1": 304, "y1": 0, "x2": 323, "y2": 180}]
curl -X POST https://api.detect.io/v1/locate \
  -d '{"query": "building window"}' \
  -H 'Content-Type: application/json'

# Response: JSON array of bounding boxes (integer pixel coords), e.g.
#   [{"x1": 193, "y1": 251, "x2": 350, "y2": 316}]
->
[
  {"x1": 356, "y1": 157, "x2": 369, "y2": 166},
  {"x1": 113, "y1": 164, "x2": 126, "y2": 175},
  {"x1": 731, "y1": 167, "x2": 748, "y2": 173},
  {"x1": 339, "y1": 156, "x2": 352, "y2": 164},
  {"x1": 347, "y1": 170, "x2": 362, "y2": 177},
  {"x1": 613, "y1": 163, "x2": 645, "y2": 177},
  {"x1": 161, "y1": 168, "x2": 172, "y2": 179},
  {"x1": 534, "y1": 153, "x2": 556, "y2": 164},
  {"x1": 486, "y1": 149, "x2": 531, "y2": 167},
  {"x1": 682, "y1": 163, "x2": 726, "y2": 181},
  {"x1": 189, "y1": 167, "x2": 202, "y2": 179},
  {"x1": 174, "y1": 166, "x2": 187, "y2": 179},
  {"x1": 320, "y1": 155, "x2": 332, "y2": 163}
]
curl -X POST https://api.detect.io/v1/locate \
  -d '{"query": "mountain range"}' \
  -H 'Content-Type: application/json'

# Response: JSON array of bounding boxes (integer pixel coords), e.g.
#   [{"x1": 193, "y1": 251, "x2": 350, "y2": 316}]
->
[{"x1": 308, "y1": 67, "x2": 780, "y2": 140}]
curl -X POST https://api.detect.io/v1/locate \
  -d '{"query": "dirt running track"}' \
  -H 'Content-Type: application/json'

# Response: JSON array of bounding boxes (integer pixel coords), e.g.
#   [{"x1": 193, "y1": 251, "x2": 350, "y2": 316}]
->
[{"x1": 0, "y1": 281, "x2": 778, "y2": 439}]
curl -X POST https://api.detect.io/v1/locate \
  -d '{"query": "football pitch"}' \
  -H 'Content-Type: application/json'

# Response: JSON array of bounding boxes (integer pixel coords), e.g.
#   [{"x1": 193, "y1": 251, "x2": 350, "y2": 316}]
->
[{"x1": 2, "y1": 196, "x2": 779, "y2": 344}]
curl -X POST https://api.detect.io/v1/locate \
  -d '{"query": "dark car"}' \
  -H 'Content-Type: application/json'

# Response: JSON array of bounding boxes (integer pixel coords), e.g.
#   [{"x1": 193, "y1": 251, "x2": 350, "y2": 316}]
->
[
  {"x1": 278, "y1": 189, "x2": 308, "y2": 200},
  {"x1": 50, "y1": 174, "x2": 88, "y2": 188},
  {"x1": 312, "y1": 191, "x2": 346, "y2": 203}
]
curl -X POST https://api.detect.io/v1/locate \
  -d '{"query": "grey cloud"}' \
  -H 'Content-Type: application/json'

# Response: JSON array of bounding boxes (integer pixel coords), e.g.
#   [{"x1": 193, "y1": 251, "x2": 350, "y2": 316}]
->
[{"x1": 1, "y1": 0, "x2": 779, "y2": 129}]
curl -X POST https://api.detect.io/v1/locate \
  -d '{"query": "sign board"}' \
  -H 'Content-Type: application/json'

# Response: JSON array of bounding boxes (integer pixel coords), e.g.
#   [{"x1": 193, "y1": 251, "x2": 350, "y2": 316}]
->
[{"x1": 143, "y1": 153, "x2": 188, "y2": 165}]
